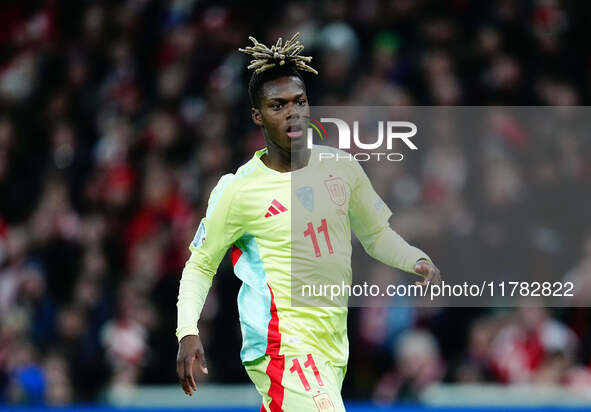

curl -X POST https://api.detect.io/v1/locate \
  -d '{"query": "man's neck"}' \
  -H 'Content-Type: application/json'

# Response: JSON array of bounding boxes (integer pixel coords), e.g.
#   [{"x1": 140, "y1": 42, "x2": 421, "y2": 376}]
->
[{"x1": 261, "y1": 141, "x2": 310, "y2": 173}]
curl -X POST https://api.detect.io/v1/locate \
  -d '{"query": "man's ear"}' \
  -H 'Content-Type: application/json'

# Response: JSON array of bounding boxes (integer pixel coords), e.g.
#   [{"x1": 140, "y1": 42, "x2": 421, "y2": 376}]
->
[{"x1": 252, "y1": 107, "x2": 263, "y2": 127}]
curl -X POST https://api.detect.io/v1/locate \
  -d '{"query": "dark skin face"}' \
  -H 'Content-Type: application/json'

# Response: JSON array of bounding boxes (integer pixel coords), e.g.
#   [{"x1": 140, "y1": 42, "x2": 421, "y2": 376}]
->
[{"x1": 251, "y1": 76, "x2": 310, "y2": 172}]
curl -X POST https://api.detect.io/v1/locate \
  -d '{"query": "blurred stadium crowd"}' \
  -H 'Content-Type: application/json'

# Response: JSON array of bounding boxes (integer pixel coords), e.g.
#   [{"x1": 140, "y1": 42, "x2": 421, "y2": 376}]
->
[{"x1": 1, "y1": 0, "x2": 591, "y2": 406}]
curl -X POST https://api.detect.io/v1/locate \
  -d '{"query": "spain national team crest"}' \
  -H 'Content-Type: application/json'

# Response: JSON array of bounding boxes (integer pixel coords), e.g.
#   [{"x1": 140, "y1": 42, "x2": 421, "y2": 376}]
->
[
  {"x1": 296, "y1": 186, "x2": 314, "y2": 212},
  {"x1": 324, "y1": 176, "x2": 346, "y2": 206},
  {"x1": 313, "y1": 392, "x2": 335, "y2": 412}
]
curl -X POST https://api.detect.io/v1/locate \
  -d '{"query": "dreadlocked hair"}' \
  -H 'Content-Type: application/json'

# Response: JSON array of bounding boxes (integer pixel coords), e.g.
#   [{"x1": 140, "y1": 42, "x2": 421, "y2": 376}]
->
[{"x1": 239, "y1": 32, "x2": 318, "y2": 108}]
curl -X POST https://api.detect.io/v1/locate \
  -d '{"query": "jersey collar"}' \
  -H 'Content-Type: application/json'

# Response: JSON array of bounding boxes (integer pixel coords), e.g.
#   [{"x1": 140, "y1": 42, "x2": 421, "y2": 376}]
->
[{"x1": 253, "y1": 147, "x2": 315, "y2": 178}]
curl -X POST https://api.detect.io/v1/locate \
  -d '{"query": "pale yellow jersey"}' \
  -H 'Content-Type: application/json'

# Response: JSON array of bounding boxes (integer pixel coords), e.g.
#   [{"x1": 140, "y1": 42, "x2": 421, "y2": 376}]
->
[{"x1": 177, "y1": 145, "x2": 429, "y2": 366}]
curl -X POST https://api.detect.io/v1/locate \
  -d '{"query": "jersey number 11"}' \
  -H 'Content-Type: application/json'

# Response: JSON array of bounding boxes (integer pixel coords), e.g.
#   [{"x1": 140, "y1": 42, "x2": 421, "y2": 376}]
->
[{"x1": 304, "y1": 218, "x2": 334, "y2": 257}]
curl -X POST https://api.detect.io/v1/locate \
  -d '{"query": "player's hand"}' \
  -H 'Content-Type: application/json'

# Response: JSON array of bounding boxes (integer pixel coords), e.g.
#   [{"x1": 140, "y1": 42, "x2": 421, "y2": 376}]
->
[
  {"x1": 414, "y1": 259, "x2": 441, "y2": 287},
  {"x1": 176, "y1": 335, "x2": 208, "y2": 396}
]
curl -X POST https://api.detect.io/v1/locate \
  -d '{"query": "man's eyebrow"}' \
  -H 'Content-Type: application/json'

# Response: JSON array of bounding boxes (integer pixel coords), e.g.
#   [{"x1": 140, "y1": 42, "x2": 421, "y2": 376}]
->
[{"x1": 267, "y1": 93, "x2": 305, "y2": 102}]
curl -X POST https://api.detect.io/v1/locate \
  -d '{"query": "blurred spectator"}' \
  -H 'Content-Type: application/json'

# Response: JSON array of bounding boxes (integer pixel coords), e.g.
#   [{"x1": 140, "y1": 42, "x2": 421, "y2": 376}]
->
[
  {"x1": 450, "y1": 316, "x2": 499, "y2": 384},
  {"x1": 373, "y1": 329, "x2": 445, "y2": 403},
  {"x1": 489, "y1": 307, "x2": 578, "y2": 383},
  {"x1": 4, "y1": 340, "x2": 46, "y2": 405},
  {"x1": 42, "y1": 352, "x2": 73, "y2": 406}
]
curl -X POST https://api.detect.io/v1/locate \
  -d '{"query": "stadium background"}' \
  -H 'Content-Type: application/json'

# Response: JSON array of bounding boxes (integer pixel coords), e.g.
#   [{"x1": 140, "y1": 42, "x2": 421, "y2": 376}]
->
[{"x1": 1, "y1": 0, "x2": 591, "y2": 410}]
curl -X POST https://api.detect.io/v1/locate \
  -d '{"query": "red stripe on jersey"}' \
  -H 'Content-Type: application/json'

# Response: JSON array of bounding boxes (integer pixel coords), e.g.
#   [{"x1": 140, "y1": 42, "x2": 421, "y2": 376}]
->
[
  {"x1": 265, "y1": 284, "x2": 284, "y2": 411},
  {"x1": 265, "y1": 355, "x2": 285, "y2": 412},
  {"x1": 268, "y1": 206, "x2": 280, "y2": 215},
  {"x1": 231, "y1": 245, "x2": 243, "y2": 267},
  {"x1": 271, "y1": 199, "x2": 287, "y2": 212},
  {"x1": 266, "y1": 285, "x2": 281, "y2": 355},
  {"x1": 264, "y1": 212, "x2": 272, "y2": 218}
]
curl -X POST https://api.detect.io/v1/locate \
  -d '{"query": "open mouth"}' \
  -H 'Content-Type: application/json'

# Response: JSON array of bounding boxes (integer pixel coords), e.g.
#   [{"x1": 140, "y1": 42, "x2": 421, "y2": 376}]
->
[{"x1": 286, "y1": 124, "x2": 304, "y2": 139}]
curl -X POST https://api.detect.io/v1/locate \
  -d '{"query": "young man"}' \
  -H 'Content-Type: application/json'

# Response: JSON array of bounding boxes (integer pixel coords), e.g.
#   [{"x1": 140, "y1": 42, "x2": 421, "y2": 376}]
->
[{"x1": 176, "y1": 33, "x2": 441, "y2": 411}]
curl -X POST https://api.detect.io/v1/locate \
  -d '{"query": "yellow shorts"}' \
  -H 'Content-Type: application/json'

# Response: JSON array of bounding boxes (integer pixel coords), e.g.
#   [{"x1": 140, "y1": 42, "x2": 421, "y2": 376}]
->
[{"x1": 244, "y1": 353, "x2": 346, "y2": 412}]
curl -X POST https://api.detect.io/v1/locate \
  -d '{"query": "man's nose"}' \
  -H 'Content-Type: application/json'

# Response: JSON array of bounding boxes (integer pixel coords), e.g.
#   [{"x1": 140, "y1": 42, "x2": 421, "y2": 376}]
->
[{"x1": 286, "y1": 103, "x2": 301, "y2": 120}]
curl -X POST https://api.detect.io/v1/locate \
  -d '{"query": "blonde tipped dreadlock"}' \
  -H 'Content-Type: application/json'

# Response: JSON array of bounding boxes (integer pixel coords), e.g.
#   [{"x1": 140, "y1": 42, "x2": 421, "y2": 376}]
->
[{"x1": 239, "y1": 32, "x2": 318, "y2": 75}]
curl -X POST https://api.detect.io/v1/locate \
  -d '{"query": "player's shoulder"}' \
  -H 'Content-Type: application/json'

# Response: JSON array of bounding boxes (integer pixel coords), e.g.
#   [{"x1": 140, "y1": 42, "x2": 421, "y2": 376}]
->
[{"x1": 209, "y1": 156, "x2": 260, "y2": 198}]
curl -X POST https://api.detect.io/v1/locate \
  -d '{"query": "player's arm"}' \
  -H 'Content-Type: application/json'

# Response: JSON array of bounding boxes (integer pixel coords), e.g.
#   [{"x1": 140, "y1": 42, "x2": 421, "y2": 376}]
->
[
  {"x1": 348, "y1": 160, "x2": 441, "y2": 285},
  {"x1": 176, "y1": 174, "x2": 244, "y2": 396}
]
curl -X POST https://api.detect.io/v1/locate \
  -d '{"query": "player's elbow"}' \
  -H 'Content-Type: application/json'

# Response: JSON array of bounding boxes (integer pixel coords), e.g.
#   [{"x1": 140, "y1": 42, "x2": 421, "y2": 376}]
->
[
  {"x1": 358, "y1": 227, "x2": 387, "y2": 258},
  {"x1": 181, "y1": 256, "x2": 216, "y2": 282}
]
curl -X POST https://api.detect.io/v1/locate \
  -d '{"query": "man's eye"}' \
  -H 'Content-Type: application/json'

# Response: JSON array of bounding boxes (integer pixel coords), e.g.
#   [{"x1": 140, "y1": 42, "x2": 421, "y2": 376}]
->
[
  {"x1": 297, "y1": 99, "x2": 307, "y2": 106},
  {"x1": 271, "y1": 104, "x2": 282, "y2": 110}
]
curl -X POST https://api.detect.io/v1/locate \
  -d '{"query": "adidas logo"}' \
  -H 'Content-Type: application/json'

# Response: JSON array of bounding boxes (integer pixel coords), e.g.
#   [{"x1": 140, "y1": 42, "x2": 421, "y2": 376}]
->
[{"x1": 265, "y1": 199, "x2": 288, "y2": 218}]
